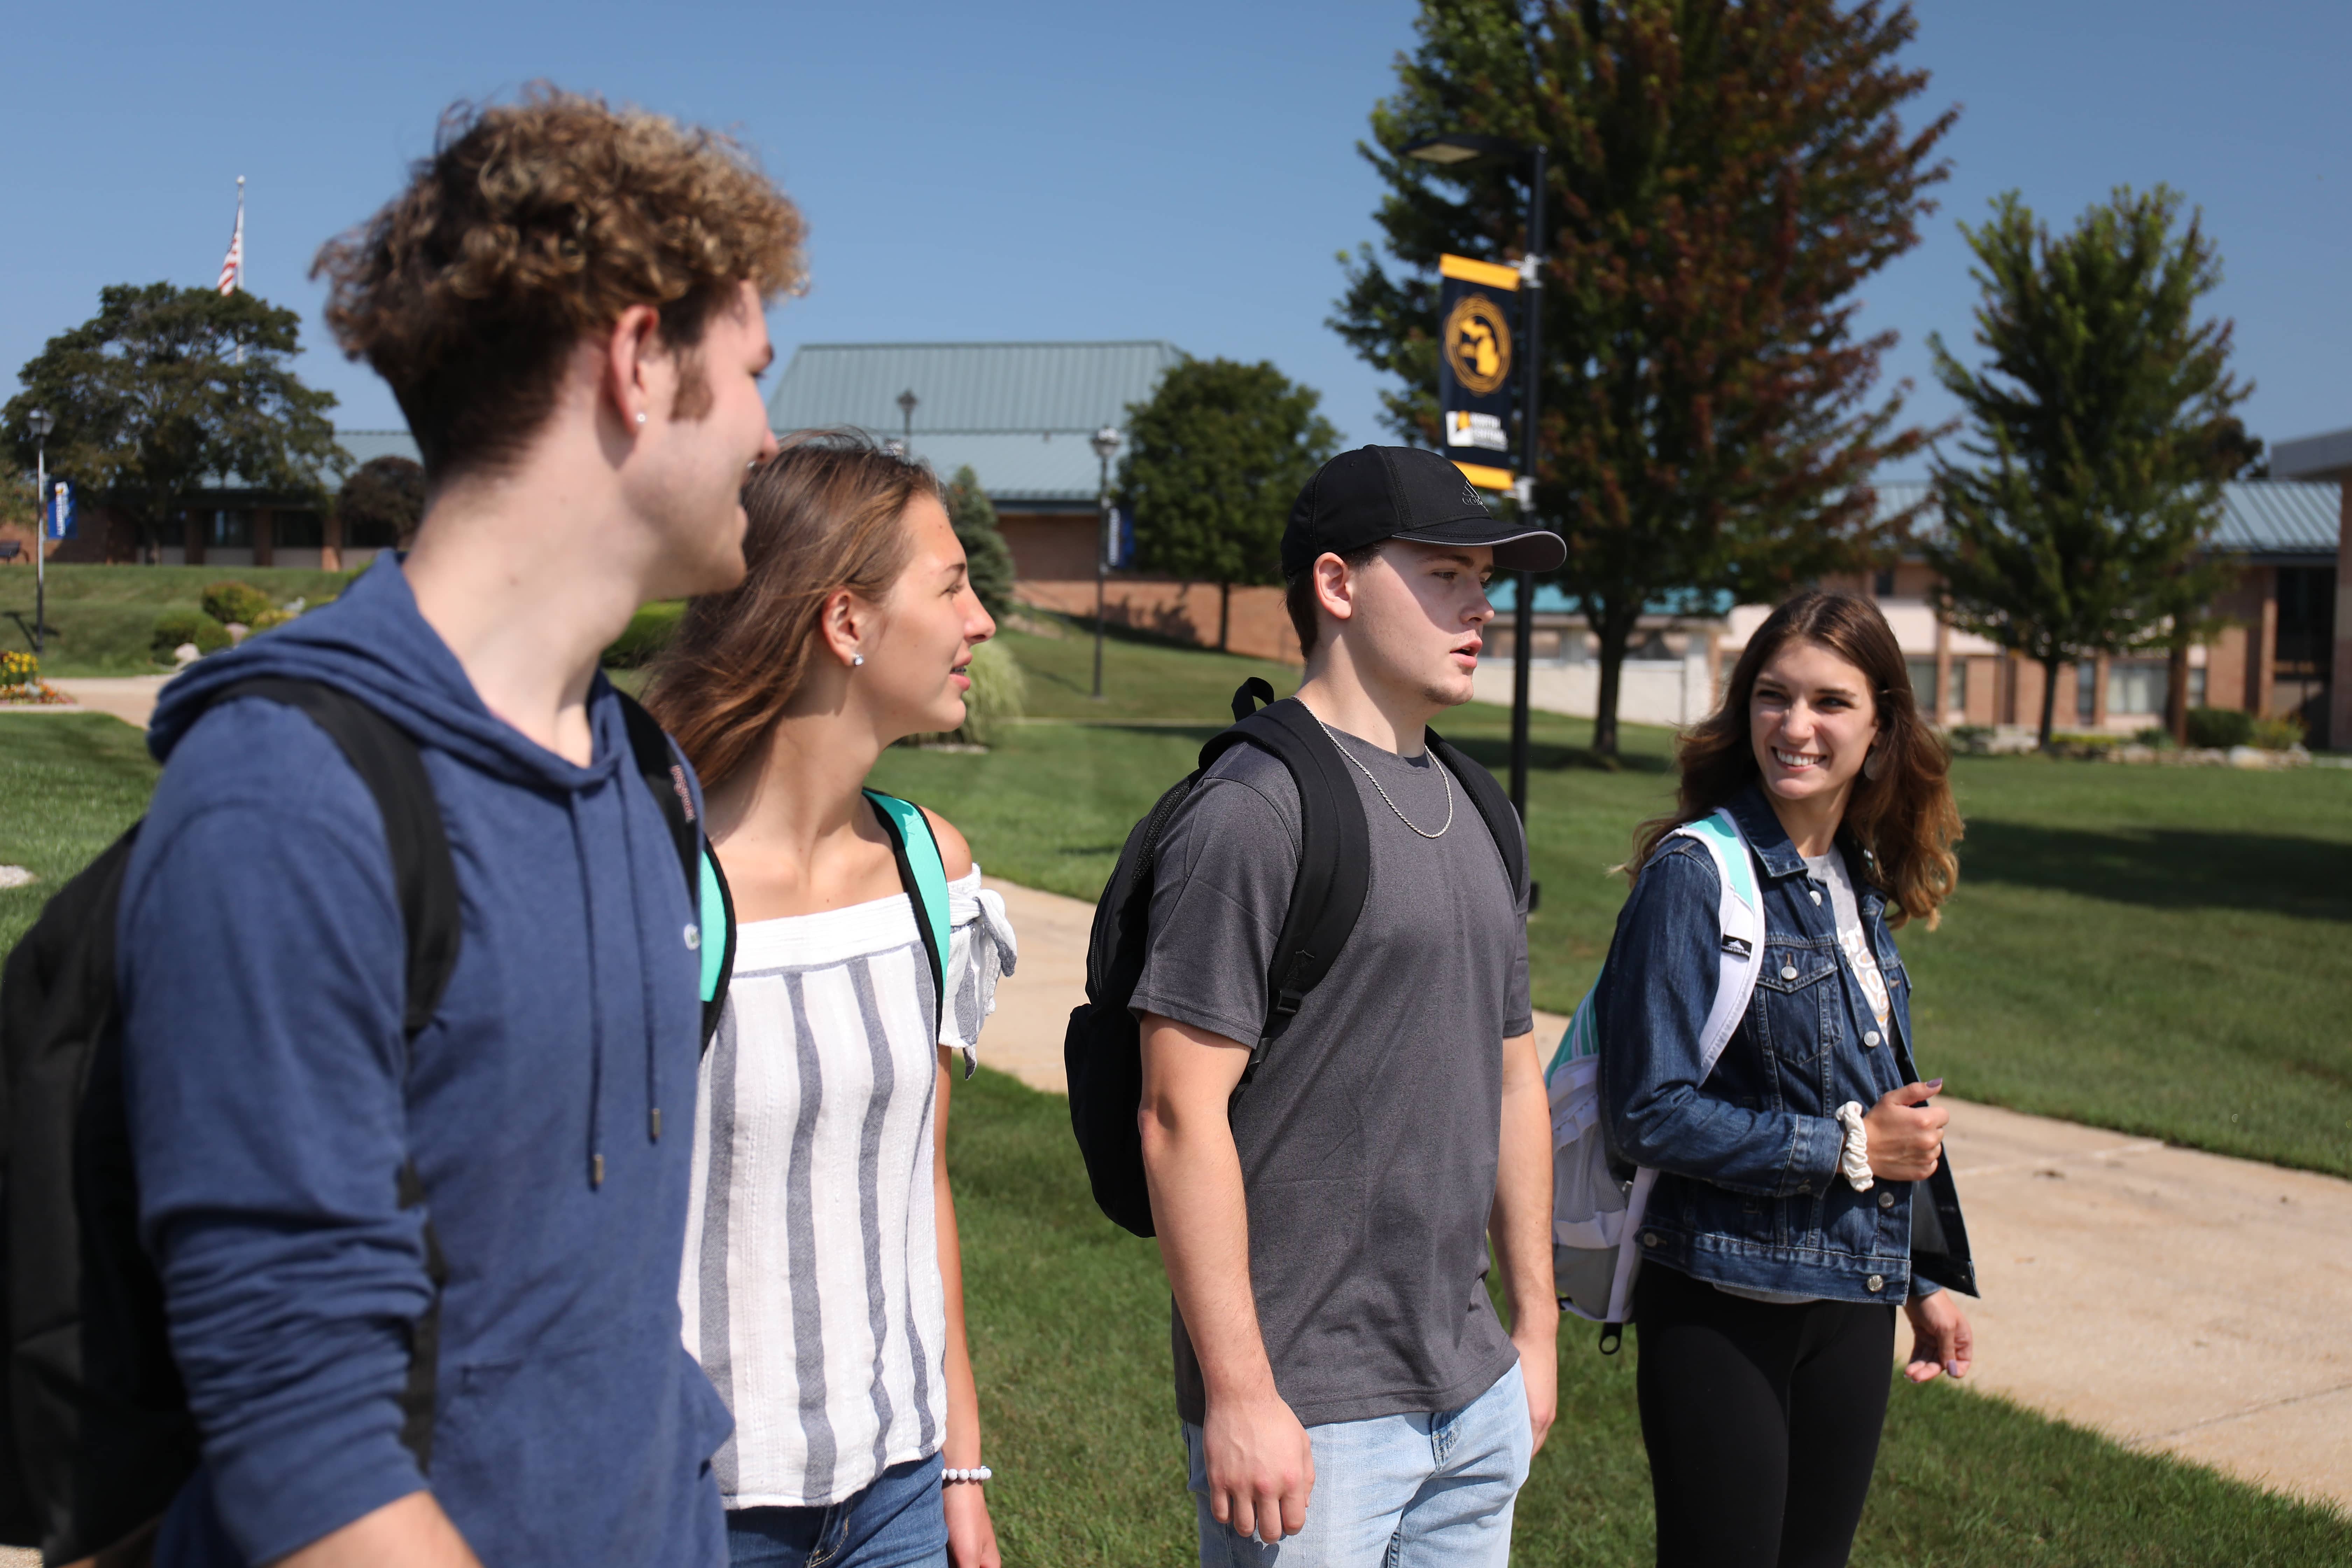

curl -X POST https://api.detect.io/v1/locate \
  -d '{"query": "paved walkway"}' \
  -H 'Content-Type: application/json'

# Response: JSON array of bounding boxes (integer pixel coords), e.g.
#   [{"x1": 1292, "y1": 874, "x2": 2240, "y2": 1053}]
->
[
  {"x1": 42, "y1": 673, "x2": 175, "y2": 729},
  {"x1": 982, "y1": 877, "x2": 2352, "y2": 1511}
]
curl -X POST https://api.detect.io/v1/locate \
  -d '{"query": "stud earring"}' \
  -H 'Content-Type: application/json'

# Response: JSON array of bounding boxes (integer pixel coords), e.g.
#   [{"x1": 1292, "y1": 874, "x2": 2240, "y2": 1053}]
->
[
  {"x1": 635, "y1": 411, "x2": 647, "y2": 426},
  {"x1": 851, "y1": 654, "x2": 865, "y2": 667}
]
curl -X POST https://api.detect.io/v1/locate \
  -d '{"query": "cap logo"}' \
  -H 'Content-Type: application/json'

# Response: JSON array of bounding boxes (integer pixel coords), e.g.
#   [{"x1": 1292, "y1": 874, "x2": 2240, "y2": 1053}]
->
[{"x1": 1460, "y1": 478, "x2": 1488, "y2": 511}]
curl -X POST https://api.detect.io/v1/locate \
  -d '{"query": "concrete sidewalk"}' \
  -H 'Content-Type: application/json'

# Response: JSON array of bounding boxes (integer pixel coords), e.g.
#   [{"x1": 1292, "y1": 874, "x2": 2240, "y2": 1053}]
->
[
  {"x1": 982, "y1": 878, "x2": 2352, "y2": 1511},
  {"x1": 43, "y1": 673, "x2": 174, "y2": 729}
]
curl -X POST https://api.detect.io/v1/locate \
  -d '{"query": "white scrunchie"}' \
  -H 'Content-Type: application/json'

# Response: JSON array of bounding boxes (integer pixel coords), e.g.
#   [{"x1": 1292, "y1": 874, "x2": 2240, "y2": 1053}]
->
[{"x1": 1835, "y1": 1101, "x2": 1875, "y2": 1192}]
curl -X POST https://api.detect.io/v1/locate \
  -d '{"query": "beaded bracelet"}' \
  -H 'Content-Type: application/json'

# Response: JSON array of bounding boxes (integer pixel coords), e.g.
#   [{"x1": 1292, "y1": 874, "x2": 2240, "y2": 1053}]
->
[{"x1": 943, "y1": 1465, "x2": 993, "y2": 1485}]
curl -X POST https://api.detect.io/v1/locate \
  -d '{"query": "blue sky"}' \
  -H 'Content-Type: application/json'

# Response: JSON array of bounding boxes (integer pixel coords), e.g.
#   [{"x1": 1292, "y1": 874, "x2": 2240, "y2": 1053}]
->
[{"x1": 6, "y1": 1, "x2": 2346, "y2": 476}]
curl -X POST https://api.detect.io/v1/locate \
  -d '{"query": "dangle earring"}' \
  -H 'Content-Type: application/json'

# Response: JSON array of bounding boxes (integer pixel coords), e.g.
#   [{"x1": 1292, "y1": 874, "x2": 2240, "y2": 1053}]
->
[{"x1": 1862, "y1": 746, "x2": 1884, "y2": 781}]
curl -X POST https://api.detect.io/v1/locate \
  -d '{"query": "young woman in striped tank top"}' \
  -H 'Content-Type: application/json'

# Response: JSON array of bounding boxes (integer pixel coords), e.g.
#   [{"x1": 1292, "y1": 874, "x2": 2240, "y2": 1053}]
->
[{"x1": 647, "y1": 436, "x2": 1013, "y2": 1568}]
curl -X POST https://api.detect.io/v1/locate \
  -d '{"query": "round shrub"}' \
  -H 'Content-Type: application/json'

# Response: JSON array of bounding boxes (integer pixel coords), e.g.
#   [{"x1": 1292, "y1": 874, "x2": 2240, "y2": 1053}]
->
[
  {"x1": 202, "y1": 580, "x2": 274, "y2": 627},
  {"x1": 153, "y1": 611, "x2": 230, "y2": 663},
  {"x1": 2184, "y1": 707, "x2": 2255, "y2": 750}
]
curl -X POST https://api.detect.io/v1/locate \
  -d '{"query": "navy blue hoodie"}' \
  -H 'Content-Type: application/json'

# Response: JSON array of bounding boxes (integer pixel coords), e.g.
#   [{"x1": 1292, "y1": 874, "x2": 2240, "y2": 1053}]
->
[{"x1": 116, "y1": 556, "x2": 730, "y2": 1566}]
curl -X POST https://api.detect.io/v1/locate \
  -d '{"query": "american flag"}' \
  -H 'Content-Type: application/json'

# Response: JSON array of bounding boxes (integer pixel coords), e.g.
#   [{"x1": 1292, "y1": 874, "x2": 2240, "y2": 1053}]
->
[{"x1": 217, "y1": 177, "x2": 244, "y2": 295}]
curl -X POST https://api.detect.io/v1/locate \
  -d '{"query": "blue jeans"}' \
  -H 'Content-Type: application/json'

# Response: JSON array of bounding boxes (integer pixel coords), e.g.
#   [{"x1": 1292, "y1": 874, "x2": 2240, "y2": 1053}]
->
[
  {"x1": 1184, "y1": 1361, "x2": 1531, "y2": 1567},
  {"x1": 726, "y1": 1452, "x2": 948, "y2": 1568}
]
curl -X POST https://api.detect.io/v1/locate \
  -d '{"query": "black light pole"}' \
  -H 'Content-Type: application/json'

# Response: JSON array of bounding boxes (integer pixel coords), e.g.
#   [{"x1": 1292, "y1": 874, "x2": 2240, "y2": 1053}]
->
[
  {"x1": 1403, "y1": 133, "x2": 1548, "y2": 822},
  {"x1": 1089, "y1": 425, "x2": 1121, "y2": 700},
  {"x1": 896, "y1": 388, "x2": 918, "y2": 457}
]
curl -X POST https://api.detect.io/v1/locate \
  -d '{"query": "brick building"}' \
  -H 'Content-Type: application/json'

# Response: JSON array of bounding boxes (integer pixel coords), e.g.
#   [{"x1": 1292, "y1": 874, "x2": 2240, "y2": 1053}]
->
[
  {"x1": 1480, "y1": 478, "x2": 2345, "y2": 742},
  {"x1": 762, "y1": 340, "x2": 1306, "y2": 662},
  {"x1": 6, "y1": 429, "x2": 422, "y2": 570}
]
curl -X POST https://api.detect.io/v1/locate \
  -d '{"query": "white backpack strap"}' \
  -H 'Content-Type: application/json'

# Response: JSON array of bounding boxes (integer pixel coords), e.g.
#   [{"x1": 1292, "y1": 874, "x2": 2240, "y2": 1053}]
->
[{"x1": 1602, "y1": 808, "x2": 1765, "y2": 1336}]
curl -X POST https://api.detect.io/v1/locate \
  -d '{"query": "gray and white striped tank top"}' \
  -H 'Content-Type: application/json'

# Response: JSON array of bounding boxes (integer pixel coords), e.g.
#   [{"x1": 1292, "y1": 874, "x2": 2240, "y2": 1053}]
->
[{"x1": 679, "y1": 866, "x2": 1015, "y2": 1509}]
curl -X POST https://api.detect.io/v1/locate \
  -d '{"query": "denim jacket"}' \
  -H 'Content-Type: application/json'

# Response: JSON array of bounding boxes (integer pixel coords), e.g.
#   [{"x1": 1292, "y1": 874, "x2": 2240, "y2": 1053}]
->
[{"x1": 1596, "y1": 784, "x2": 1976, "y2": 1305}]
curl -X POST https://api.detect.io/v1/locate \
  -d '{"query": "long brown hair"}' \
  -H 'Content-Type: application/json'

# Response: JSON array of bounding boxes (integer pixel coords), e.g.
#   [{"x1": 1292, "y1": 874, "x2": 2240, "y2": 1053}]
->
[
  {"x1": 1631, "y1": 591, "x2": 1962, "y2": 929},
  {"x1": 643, "y1": 432, "x2": 937, "y2": 791}
]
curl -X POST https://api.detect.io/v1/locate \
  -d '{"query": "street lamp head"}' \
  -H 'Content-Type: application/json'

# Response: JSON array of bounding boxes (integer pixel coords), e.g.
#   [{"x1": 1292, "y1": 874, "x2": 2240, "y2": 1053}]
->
[
  {"x1": 27, "y1": 409, "x2": 54, "y2": 440},
  {"x1": 1090, "y1": 426, "x2": 1121, "y2": 462},
  {"x1": 1402, "y1": 132, "x2": 1523, "y2": 167},
  {"x1": 897, "y1": 389, "x2": 918, "y2": 418}
]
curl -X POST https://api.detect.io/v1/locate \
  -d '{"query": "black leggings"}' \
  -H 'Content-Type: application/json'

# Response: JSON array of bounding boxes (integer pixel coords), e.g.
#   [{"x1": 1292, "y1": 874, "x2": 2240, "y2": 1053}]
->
[{"x1": 1634, "y1": 1262, "x2": 1895, "y2": 1568}]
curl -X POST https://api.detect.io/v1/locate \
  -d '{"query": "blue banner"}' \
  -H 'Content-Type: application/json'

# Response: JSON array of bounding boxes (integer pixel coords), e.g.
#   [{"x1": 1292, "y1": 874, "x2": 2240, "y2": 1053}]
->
[{"x1": 44, "y1": 479, "x2": 75, "y2": 540}]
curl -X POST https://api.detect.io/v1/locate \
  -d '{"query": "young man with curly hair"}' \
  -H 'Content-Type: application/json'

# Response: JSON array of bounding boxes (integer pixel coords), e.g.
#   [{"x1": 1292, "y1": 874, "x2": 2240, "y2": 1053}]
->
[{"x1": 114, "y1": 89, "x2": 801, "y2": 1567}]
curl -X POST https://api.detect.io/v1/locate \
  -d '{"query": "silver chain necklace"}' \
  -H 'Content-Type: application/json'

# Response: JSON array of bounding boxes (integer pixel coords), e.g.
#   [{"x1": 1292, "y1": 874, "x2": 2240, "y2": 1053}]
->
[{"x1": 1316, "y1": 718, "x2": 1454, "y2": 839}]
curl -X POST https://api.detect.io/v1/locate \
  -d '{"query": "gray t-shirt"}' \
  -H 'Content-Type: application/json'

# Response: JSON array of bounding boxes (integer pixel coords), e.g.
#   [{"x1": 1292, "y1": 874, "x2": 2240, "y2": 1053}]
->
[{"x1": 1129, "y1": 722, "x2": 1532, "y2": 1428}]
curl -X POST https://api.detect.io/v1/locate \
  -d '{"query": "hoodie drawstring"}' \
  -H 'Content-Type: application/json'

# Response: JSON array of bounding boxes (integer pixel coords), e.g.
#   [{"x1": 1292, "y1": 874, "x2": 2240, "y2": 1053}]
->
[
  {"x1": 613, "y1": 773, "x2": 665, "y2": 1148},
  {"x1": 567, "y1": 799, "x2": 607, "y2": 1187}
]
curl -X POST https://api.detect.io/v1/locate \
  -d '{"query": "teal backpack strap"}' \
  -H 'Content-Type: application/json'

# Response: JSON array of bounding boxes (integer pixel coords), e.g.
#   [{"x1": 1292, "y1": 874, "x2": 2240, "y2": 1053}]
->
[
  {"x1": 698, "y1": 845, "x2": 735, "y2": 1031},
  {"x1": 863, "y1": 790, "x2": 952, "y2": 1037}
]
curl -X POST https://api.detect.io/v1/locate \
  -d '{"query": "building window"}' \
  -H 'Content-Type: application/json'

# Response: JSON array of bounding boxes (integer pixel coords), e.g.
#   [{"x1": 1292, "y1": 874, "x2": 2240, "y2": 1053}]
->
[
  {"x1": 2108, "y1": 659, "x2": 2168, "y2": 716},
  {"x1": 1905, "y1": 658, "x2": 1938, "y2": 711},
  {"x1": 1874, "y1": 567, "x2": 1897, "y2": 597},
  {"x1": 210, "y1": 510, "x2": 253, "y2": 548},
  {"x1": 2275, "y1": 567, "x2": 2335, "y2": 678},
  {"x1": 274, "y1": 510, "x2": 323, "y2": 548},
  {"x1": 1948, "y1": 658, "x2": 1969, "y2": 716},
  {"x1": 2076, "y1": 661, "x2": 2097, "y2": 722},
  {"x1": 2189, "y1": 666, "x2": 2207, "y2": 707}
]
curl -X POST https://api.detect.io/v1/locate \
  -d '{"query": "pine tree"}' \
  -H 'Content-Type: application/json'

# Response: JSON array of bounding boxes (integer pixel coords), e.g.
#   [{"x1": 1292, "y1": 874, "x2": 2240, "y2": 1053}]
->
[
  {"x1": 942, "y1": 465, "x2": 1019, "y2": 625},
  {"x1": 4, "y1": 283, "x2": 344, "y2": 559},
  {"x1": 1119, "y1": 358, "x2": 1337, "y2": 651},
  {"x1": 1333, "y1": 0, "x2": 1954, "y2": 753},
  {"x1": 1924, "y1": 187, "x2": 2249, "y2": 747}
]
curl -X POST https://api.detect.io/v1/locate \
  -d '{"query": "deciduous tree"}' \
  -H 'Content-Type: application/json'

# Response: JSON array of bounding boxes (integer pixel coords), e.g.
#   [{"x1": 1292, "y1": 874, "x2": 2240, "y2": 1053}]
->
[
  {"x1": 1333, "y1": 0, "x2": 1954, "y2": 753},
  {"x1": 4, "y1": 284, "x2": 343, "y2": 560},
  {"x1": 337, "y1": 454, "x2": 426, "y2": 550},
  {"x1": 1924, "y1": 187, "x2": 2249, "y2": 747},
  {"x1": 1119, "y1": 357, "x2": 1338, "y2": 651}
]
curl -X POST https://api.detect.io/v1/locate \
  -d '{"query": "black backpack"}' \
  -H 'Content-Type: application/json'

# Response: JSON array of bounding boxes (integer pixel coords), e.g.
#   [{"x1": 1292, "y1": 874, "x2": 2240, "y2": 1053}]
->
[
  {"x1": 0, "y1": 677, "x2": 721, "y2": 1564},
  {"x1": 1063, "y1": 679, "x2": 1526, "y2": 1237}
]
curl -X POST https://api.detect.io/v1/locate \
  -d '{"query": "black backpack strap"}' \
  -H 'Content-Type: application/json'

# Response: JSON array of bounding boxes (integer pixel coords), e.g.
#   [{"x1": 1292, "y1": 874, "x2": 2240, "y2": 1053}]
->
[
  {"x1": 1205, "y1": 685, "x2": 1371, "y2": 1085},
  {"x1": 214, "y1": 677, "x2": 456, "y2": 1472},
  {"x1": 220, "y1": 680, "x2": 458, "y2": 1033},
  {"x1": 611, "y1": 690, "x2": 729, "y2": 1044},
  {"x1": 1427, "y1": 729, "x2": 1527, "y2": 903}
]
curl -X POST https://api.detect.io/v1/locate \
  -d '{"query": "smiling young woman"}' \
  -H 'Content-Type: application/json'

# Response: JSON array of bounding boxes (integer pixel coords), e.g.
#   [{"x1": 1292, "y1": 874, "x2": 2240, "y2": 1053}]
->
[
  {"x1": 1598, "y1": 590, "x2": 1977, "y2": 1568},
  {"x1": 644, "y1": 434, "x2": 1011, "y2": 1568}
]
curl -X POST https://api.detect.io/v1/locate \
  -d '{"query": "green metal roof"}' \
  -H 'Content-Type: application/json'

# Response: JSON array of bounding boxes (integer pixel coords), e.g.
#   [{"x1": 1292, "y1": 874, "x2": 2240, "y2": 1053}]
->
[
  {"x1": 1878, "y1": 479, "x2": 2338, "y2": 562},
  {"x1": 764, "y1": 340, "x2": 1183, "y2": 502}
]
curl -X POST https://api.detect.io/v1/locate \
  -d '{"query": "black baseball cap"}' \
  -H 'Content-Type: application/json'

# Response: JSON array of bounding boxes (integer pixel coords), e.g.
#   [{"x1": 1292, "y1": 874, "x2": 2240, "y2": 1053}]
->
[{"x1": 1281, "y1": 446, "x2": 1566, "y2": 579}]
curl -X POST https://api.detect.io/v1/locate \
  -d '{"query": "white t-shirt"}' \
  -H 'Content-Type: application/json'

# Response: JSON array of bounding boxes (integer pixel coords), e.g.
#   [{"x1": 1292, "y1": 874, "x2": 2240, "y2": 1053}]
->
[{"x1": 679, "y1": 866, "x2": 1015, "y2": 1508}]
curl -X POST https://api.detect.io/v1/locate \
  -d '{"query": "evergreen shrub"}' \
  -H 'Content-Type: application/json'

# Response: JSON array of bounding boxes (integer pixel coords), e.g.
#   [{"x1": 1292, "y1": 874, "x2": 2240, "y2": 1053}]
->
[
  {"x1": 152, "y1": 611, "x2": 230, "y2": 662},
  {"x1": 2184, "y1": 707, "x2": 2254, "y2": 749},
  {"x1": 201, "y1": 581, "x2": 273, "y2": 627}
]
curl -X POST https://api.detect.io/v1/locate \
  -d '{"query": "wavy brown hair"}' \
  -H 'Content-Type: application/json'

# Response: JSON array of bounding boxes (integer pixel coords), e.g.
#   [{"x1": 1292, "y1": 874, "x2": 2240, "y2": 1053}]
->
[
  {"x1": 1632, "y1": 591, "x2": 1962, "y2": 929},
  {"x1": 644, "y1": 434, "x2": 937, "y2": 791},
  {"x1": 314, "y1": 84, "x2": 807, "y2": 480}
]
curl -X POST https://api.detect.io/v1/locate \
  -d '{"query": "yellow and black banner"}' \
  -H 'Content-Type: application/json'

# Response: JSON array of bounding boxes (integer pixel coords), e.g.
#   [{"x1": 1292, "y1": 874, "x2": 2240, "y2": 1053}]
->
[{"x1": 1437, "y1": 253, "x2": 1520, "y2": 493}]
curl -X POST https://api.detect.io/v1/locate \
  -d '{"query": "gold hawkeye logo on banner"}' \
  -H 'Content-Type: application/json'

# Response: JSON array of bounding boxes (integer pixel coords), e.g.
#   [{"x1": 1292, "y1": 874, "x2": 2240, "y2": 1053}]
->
[{"x1": 1443, "y1": 292, "x2": 1513, "y2": 398}]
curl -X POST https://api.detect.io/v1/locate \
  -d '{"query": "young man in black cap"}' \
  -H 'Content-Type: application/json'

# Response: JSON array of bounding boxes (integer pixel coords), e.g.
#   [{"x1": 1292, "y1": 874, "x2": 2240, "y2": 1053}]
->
[{"x1": 1133, "y1": 446, "x2": 1565, "y2": 1564}]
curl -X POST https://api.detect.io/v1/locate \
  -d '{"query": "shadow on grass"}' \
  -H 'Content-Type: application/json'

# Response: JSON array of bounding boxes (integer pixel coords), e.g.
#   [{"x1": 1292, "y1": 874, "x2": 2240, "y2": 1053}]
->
[{"x1": 1962, "y1": 818, "x2": 2352, "y2": 922}]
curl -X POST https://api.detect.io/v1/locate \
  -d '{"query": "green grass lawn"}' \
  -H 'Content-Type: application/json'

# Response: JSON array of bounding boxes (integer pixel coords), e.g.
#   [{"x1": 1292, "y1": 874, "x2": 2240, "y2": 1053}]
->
[
  {"x1": 953, "y1": 1066, "x2": 2347, "y2": 1566},
  {"x1": 871, "y1": 627, "x2": 2352, "y2": 1181},
  {"x1": 0, "y1": 563, "x2": 356, "y2": 676}
]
